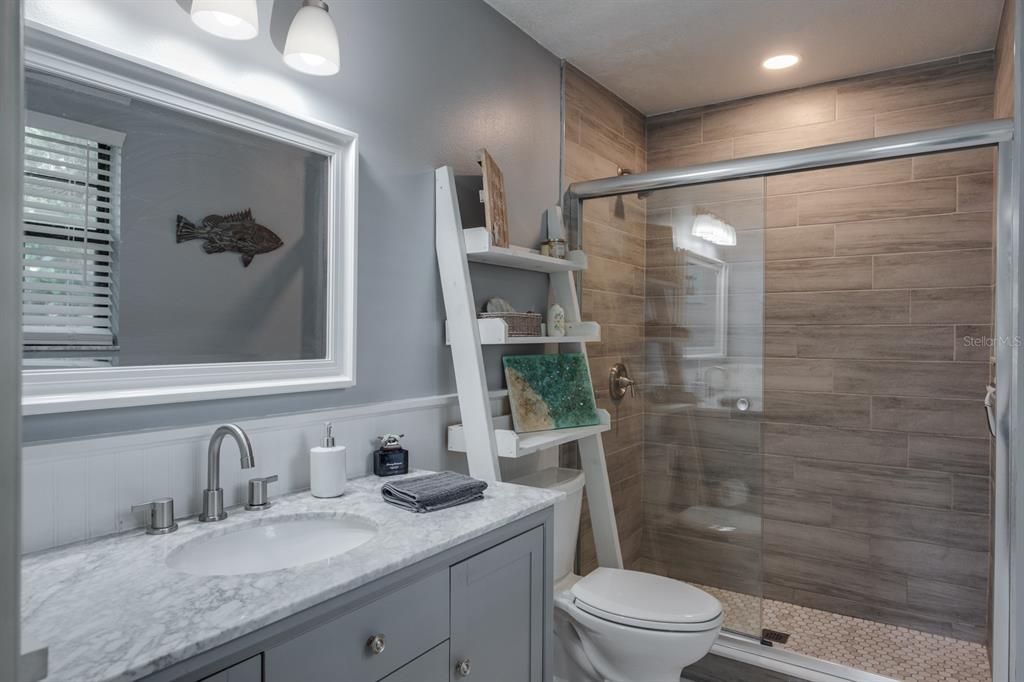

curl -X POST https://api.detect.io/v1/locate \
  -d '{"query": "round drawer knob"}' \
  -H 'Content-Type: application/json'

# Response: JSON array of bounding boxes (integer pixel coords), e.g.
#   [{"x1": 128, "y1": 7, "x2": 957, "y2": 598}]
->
[
  {"x1": 455, "y1": 659, "x2": 472, "y2": 677},
  {"x1": 368, "y1": 634, "x2": 386, "y2": 655}
]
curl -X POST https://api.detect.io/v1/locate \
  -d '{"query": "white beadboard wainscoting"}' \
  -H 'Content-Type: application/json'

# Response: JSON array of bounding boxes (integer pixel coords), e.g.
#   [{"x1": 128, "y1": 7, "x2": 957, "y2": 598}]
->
[{"x1": 21, "y1": 391, "x2": 554, "y2": 555}]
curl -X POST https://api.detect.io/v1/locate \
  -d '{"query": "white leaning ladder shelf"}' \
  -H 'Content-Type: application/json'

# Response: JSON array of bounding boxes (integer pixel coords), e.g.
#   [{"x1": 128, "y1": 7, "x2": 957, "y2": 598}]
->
[{"x1": 435, "y1": 165, "x2": 623, "y2": 569}]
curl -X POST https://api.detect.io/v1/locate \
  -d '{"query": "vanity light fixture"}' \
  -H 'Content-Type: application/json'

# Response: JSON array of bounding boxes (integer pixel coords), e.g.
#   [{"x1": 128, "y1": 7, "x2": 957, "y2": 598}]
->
[
  {"x1": 284, "y1": 0, "x2": 341, "y2": 76},
  {"x1": 190, "y1": 0, "x2": 259, "y2": 40},
  {"x1": 691, "y1": 213, "x2": 737, "y2": 246},
  {"x1": 762, "y1": 54, "x2": 800, "y2": 70}
]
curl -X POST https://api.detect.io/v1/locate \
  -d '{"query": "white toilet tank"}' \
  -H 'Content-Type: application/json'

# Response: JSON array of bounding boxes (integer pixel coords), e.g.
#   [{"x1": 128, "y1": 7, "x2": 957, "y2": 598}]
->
[{"x1": 511, "y1": 467, "x2": 585, "y2": 582}]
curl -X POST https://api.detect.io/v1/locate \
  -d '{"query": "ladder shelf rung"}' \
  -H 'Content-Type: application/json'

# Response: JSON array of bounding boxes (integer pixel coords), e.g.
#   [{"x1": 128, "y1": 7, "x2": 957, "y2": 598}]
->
[
  {"x1": 447, "y1": 409, "x2": 612, "y2": 459},
  {"x1": 463, "y1": 227, "x2": 587, "y2": 273},
  {"x1": 446, "y1": 318, "x2": 600, "y2": 345}
]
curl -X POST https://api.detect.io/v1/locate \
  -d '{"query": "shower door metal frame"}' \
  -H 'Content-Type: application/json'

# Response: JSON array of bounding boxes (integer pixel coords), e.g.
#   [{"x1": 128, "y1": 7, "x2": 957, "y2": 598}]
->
[
  {"x1": 1005, "y1": 7, "x2": 1024, "y2": 680},
  {"x1": 0, "y1": 3, "x2": 22, "y2": 681},
  {"x1": 565, "y1": 118, "x2": 1012, "y2": 205},
  {"x1": 565, "y1": 118, "x2": 1019, "y2": 682}
]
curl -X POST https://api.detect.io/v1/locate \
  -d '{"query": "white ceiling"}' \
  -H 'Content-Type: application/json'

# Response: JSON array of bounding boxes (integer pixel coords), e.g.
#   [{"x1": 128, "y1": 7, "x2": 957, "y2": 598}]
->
[{"x1": 484, "y1": 0, "x2": 1005, "y2": 115}]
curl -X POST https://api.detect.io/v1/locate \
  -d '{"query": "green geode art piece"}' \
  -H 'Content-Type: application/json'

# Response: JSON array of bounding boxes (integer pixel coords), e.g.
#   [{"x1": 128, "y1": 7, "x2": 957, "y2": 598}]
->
[{"x1": 503, "y1": 353, "x2": 600, "y2": 433}]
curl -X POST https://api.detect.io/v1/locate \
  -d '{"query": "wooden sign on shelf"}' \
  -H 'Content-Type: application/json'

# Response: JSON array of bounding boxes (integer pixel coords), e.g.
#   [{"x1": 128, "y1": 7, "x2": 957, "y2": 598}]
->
[{"x1": 478, "y1": 149, "x2": 509, "y2": 247}]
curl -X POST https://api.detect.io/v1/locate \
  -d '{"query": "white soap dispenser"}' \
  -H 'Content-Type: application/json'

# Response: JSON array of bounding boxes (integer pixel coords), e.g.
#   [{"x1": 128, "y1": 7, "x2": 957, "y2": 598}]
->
[{"x1": 310, "y1": 422, "x2": 347, "y2": 498}]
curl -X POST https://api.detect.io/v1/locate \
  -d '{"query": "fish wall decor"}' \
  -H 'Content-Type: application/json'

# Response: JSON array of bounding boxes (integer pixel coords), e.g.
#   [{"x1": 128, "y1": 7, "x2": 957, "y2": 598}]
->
[{"x1": 175, "y1": 208, "x2": 283, "y2": 267}]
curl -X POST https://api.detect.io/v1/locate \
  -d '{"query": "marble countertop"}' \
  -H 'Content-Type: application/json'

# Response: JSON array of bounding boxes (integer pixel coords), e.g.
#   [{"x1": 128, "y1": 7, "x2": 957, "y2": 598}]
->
[{"x1": 21, "y1": 472, "x2": 562, "y2": 682}]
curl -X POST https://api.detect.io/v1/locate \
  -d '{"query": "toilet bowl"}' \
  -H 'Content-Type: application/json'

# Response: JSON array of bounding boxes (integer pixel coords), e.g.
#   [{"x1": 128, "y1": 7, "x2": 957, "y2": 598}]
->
[{"x1": 511, "y1": 468, "x2": 723, "y2": 682}]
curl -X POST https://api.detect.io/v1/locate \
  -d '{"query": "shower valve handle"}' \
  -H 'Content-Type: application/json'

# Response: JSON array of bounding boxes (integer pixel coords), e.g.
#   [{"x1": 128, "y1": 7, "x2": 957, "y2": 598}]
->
[{"x1": 609, "y1": 363, "x2": 636, "y2": 401}]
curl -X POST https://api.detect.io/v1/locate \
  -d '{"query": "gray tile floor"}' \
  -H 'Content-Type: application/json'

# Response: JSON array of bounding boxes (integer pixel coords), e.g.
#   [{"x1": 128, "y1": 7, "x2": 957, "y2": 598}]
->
[{"x1": 696, "y1": 584, "x2": 991, "y2": 682}]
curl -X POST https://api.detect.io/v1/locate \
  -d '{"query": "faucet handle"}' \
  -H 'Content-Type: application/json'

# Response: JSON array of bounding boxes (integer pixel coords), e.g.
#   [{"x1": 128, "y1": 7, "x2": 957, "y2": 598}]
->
[
  {"x1": 131, "y1": 497, "x2": 178, "y2": 535},
  {"x1": 246, "y1": 474, "x2": 278, "y2": 511}
]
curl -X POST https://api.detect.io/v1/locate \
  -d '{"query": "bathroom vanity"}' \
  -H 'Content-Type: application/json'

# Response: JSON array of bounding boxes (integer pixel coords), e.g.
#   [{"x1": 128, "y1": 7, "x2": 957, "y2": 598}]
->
[{"x1": 20, "y1": 475, "x2": 560, "y2": 682}]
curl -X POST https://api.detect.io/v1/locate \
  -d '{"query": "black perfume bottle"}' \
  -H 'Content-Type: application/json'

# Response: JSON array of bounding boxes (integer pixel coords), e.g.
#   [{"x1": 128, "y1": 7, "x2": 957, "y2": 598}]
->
[{"x1": 374, "y1": 433, "x2": 409, "y2": 477}]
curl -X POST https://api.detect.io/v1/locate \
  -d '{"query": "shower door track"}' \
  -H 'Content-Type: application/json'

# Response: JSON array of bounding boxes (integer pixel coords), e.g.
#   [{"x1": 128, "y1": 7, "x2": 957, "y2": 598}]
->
[{"x1": 565, "y1": 118, "x2": 1018, "y2": 682}]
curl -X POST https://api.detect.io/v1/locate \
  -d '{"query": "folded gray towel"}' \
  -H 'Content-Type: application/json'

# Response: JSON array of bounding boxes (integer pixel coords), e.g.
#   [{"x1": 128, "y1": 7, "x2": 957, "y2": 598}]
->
[{"x1": 381, "y1": 471, "x2": 488, "y2": 513}]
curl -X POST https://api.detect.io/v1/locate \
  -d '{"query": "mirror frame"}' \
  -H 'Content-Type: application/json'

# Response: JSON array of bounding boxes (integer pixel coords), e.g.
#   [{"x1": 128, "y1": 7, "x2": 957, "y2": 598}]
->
[
  {"x1": 21, "y1": 31, "x2": 358, "y2": 414},
  {"x1": 682, "y1": 250, "x2": 728, "y2": 359}
]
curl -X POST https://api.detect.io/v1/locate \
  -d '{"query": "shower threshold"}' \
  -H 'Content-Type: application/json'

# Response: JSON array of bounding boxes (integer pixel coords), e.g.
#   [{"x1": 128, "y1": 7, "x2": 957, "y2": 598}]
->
[{"x1": 697, "y1": 584, "x2": 990, "y2": 682}]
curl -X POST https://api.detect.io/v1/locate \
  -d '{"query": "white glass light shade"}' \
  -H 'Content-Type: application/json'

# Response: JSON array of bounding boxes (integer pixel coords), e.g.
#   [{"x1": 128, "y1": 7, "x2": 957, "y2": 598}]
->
[
  {"x1": 191, "y1": 0, "x2": 259, "y2": 40},
  {"x1": 692, "y1": 213, "x2": 737, "y2": 246},
  {"x1": 284, "y1": 0, "x2": 340, "y2": 76}
]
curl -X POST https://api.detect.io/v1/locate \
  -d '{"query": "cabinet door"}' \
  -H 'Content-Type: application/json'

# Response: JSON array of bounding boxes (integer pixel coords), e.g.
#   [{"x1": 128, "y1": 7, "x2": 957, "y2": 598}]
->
[
  {"x1": 199, "y1": 654, "x2": 262, "y2": 682},
  {"x1": 450, "y1": 527, "x2": 544, "y2": 682}
]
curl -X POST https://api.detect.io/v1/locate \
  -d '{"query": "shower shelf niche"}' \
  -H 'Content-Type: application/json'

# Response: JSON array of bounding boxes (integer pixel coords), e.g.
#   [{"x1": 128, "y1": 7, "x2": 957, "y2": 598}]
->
[
  {"x1": 447, "y1": 409, "x2": 612, "y2": 459},
  {"x1": 445, "y1": 318, "x2": 601, "y2": 345}
]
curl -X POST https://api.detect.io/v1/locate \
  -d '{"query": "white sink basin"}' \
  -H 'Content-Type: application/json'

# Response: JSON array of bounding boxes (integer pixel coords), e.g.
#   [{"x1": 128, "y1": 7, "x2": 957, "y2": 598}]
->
[{"x1": 166, "y1": 514, "x2": 378, "y2": 576}]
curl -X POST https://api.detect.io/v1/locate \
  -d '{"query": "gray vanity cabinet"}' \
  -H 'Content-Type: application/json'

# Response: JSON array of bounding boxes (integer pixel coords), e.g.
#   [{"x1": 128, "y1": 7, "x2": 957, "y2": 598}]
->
[
  {"x1": 155, "y1": 509, "x2": 552, "y2": 682},
  {"x1": 450, "y1": 527, "x2": 544, "y2": 682},
  {"x1": 262, "y1": 527, "x2": 545, "y2": 682}
]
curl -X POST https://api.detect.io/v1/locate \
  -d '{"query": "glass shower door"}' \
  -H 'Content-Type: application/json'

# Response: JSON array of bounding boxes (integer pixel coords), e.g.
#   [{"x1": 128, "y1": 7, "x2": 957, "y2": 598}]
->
[
  {"x1": 576, "y1": 138, "x2": 999, "y2": 681},
  {"x1": 624, "y1": 177, "x2": 765, "y2": 637}
]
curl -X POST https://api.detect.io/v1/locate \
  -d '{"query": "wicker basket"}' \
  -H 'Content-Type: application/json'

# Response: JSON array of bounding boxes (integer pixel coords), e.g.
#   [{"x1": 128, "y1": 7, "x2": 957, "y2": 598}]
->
[{"x1": 479, "y1": 311, "x2": 542, "y2": 336}]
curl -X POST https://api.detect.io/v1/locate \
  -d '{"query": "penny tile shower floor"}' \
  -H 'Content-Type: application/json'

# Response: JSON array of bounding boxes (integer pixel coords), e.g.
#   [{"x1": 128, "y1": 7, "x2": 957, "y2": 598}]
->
[{"x1": 696, "y1": 584, "x2": 991, "y2": 682}]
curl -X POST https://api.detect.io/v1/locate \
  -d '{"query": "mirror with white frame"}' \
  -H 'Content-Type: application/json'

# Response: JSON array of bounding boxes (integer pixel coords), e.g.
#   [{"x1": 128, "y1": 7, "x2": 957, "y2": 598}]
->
[
  {"x1": 681, "y1": 250, "x2": 728, "y2": 359},
  {"x1": 21, "y1": 34, "x2": 357, "y2": 414}
]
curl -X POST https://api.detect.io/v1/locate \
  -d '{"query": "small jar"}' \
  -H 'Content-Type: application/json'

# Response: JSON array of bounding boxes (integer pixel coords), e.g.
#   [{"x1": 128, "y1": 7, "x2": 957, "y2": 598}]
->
[
  {"x1": 547, "y1": 303, "x2": 566, "y2": 337},
  {"x1": 541, "y1": 239, "x2": 568, "y2": 259},
  {"x1": 374, "y1": 433, "x2": 409, "y2": 477}
]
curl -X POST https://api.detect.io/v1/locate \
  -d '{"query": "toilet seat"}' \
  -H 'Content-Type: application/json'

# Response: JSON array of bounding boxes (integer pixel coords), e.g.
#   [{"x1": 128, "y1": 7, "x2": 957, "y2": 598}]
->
[{"x1": 570, "y1": 568, "x2": 723, "y2": 633}]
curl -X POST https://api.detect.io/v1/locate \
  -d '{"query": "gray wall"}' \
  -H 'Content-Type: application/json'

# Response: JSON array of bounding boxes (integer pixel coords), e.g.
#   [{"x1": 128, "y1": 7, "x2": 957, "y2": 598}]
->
[
  {"x1": 24, "y1": 0, "x2": 561, "y2": 441},
  {"x1": 26, "y1": 77, "x2": 328, "y2": 365}
]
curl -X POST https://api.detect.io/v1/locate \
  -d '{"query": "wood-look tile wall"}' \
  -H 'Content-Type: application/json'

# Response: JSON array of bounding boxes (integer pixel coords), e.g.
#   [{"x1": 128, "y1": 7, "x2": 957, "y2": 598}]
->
[
  {"x1": 641, "y1": 55, "x2": 996, "y2": 642},
  {"x1": 562, "y1": 64, "x2": 647, "y2": 572},
  {"x1": 995, "y1": 0, "x2": 1015, "y2": 119}
]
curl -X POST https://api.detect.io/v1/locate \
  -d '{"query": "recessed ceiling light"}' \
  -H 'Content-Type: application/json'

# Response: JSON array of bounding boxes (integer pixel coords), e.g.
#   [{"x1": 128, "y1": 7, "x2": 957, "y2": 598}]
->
[{"x1": 762, "y1": 54, "x2": 800, "y2": 70}]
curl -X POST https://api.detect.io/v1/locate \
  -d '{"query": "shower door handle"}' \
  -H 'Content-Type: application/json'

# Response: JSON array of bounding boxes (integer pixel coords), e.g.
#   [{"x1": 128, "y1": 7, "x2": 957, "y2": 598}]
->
[{"x1": 984, "y1": 384, "x2": 996, "y2": 437}]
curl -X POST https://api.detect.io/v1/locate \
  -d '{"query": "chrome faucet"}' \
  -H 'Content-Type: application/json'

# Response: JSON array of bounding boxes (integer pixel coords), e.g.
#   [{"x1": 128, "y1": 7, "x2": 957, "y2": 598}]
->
[{"x1": 200, "y1": 424, "x2": 255, "y2": 522}]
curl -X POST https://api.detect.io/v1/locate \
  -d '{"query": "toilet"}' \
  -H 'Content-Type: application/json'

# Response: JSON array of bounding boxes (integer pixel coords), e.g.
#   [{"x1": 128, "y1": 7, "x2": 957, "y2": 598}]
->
[{"x1": 512, "y1": 467, "x2": 723, "y2": 682}]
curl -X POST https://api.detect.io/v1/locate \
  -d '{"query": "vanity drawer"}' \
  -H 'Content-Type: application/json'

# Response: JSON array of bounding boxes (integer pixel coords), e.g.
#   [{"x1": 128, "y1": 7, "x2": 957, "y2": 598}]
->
[
  {"x1": 264, "y1": 568, "x2": 449, "y2": 682},
  {"x1": 378, "y1": 641, "x2": 449, "y2": 682},
  {"x1": 198, "y1": 654, "x2": 262, "y2": 682}
]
